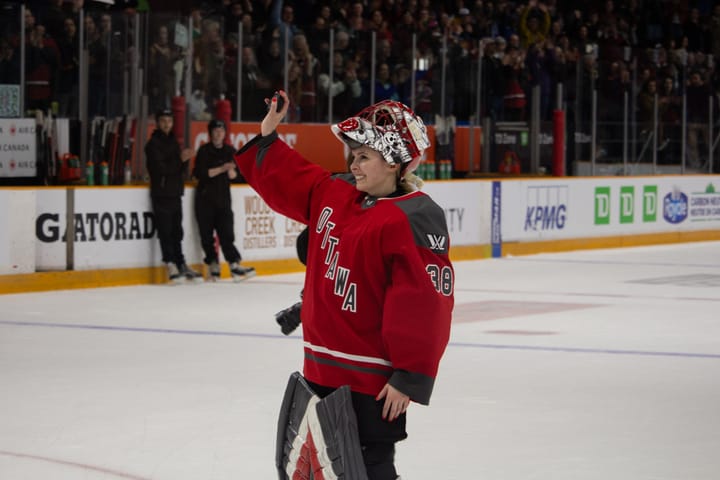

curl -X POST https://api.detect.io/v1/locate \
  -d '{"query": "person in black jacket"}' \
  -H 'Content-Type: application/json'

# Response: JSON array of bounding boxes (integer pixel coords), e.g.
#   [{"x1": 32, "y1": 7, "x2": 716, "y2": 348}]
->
[
  {"x1": 193, "y1": 119, "x2": 255, "y2": 281},
  {"x1": 145, "y1": 109, "x2": 201, "y2": 283}
]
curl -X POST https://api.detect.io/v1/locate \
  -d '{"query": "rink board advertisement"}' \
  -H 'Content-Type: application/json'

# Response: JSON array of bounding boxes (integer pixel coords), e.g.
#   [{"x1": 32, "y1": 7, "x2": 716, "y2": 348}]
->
[
  {"x1": 5, "y1": 176, "x2": 718, "y2": 275},
  {"x1": 500, "y1": 176, "x2": 720, "y2": 242},
  {"x1": 230, "y1": 180, "x2": 485, "y2": 261},
  {"x1": 27, "y1": 180, "x2": 484, "y2": 271},
  {"x1": 0, "y1": 118, "x2": 37, "y2": 177},
  {"x1": 35, "y1": 189, "x2": 201, "y2": 270},
  {"x1": 0, "y1": 190, "x2": 35, "y2": 274},
  {"x1": 414, "y1": 181, "x2": 486, "y2": 247}
]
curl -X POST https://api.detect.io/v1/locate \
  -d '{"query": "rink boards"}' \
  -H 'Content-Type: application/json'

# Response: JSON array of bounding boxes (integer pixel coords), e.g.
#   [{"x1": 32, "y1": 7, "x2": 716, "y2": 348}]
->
[{"x1": 1, "y1": 175, "x2": 719, "y2": 292}]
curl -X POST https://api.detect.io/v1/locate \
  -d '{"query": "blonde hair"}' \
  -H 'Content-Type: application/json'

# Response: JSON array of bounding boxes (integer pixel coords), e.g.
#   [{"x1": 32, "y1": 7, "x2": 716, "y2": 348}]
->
[{"x1": 399, "y1": 171, "x2": 424, "y2": 193}]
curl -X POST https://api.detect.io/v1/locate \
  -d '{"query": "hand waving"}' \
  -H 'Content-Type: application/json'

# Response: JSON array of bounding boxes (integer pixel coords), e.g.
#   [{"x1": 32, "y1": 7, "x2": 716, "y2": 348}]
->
[{"x1": 261, "y1": 90, "x2": 289, "y2": 137}]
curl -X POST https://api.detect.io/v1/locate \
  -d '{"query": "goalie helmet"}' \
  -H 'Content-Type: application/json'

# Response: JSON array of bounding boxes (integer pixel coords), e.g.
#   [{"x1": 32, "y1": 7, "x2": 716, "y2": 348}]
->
[{"x1": 331, "y1": 100, "x2": 430, "y2": 173}]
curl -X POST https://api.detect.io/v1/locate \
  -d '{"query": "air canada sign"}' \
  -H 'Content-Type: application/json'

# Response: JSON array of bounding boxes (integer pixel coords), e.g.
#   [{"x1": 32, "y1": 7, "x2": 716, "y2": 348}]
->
[{"x1": 0, "y1": 118, "x2": 37, "y2": 177}]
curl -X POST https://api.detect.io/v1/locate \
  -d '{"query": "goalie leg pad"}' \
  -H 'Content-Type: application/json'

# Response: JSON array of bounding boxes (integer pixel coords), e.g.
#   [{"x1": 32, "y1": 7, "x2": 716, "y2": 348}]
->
[{"x1": 276, "y1": 372, "x2": 368, "y2": 480}]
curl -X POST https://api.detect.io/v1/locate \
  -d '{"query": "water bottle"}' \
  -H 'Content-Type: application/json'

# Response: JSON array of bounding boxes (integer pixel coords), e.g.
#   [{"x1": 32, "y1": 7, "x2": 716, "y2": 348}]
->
[
  {"x1": 426, "y1": 160, "x2": 435, "y2": 180},
  {"x1": 100, "y1": 162, "x2": 109, "y2": 185},
  {"x1": 444, "y1": 160, "x2": 453, "y2": 179},
  {"x1": 124, "y1": 161, "x2": 132, "y2": 185},
  {"x1": 86, "y1": 162, "x2": 94, "y2": 185}
]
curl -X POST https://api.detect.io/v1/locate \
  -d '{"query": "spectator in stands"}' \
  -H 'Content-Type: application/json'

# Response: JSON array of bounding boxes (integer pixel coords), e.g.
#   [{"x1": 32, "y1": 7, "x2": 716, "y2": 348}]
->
[
  {"x1": 223, "y1": 31, "x2": 240, "y2": 104},
  {"x1": 57, "y1": 16, "x2": 79, "y2": 117},
  {"x1": 84, "y1": 14, "x2": 107, "y2": 117},
  {"x1": 0, "y1": 37, "x2": 20, "y2": 85},
  {"x1": 637, "y1": 77, "x2": 659, "y2": 137},
  {"x1": 686, "y1": 70, "x2": 714, "y2": 168},
  {"x1": 482, "y1": 38, "x2": 506, "y2": 120},
  {"x1": 333, "y1": 30, "x2": 356, "y2": 63},
  {"x1": 369, "y1": 9, "x2": 393, "y2": 44},
  {"x1": 392, "y1": 11, "x2": 416, "y2": 67},
  {"x1": 414, "y1": 7, "x2": 436, "y2": 50},
  {"x1": 525, "y1": 39, "x2": 557, "y2": 121},
  {"x1": 494, "y1": 1, "x2": 519, "y2": 41},
  {"x1": 502, "y1": 46, "x2": 527, "y2": 121},
  {"x1": 352, "y1": 61, "x2": 371, "y2": 113},
  {"x1": 414, "y1": 74, "x2": 434, "y2": 124},
  {"x1": 100, "y1": 12, "x2": 125, "y2": 117},
  {"x1": 681, "y1": 9, "x2": 704, "y2": 53},
  {"x1": 596, "y1": 60, "x2": 630, "y2": 159},
  {"x1": 239, "y1": 45, "x2": 272, "y2": 121},
  {"x1": 710, "y1": 4, "x2": 720, "y2": 61},
  {"x1": 269, "y1": 1, "x2": 298, "y2": 59},
  {"x1": 315, "y1": 3, "x2": 336, "y2": 32},
  {"x1": 148, "y1": 24, "x2": 179, "y2": 114},
  {"x1": 548, "y1": 18, "x2": 565, "y2": 45},
  {"x1": 393, "y1": 63, "x2": 412, "y2": 107},
  {"x1": 598, "y1": 0, "x2": 619, "y2": 30},
  {"x1": 306, "y1": 13, "x2": 330, "y2": 68},
  {"x1": 375, "y1": 37, "x2": 398, "y2": 68},
  {"x1": 657, "y1": 77, "x2": 683, "y2": 161},
  {"x1": 25, "y1": 13, "x2": 59, "y2": 114},
  {"x1": 346, "y1": 1, "x2": 366, "y2": 32},
  {"x1": 224, "y1": 1, "x2": 245, "y2": 36},
  {"x1": 238, "y1": 12, "x2": 260, "y2": 51},
  {"x1": 284, "y1": 60, "x2": 304, "y2": 123},
  {"x1": 292, "y1": 33, "x2": 320, "y2": 122},
  {"x1": 259, "y1": 35, "x2": 284, "y2": 85},
  {"x1": 318, "y1": 50, "x2": 362, "y2": 123},
  {"x1": 65, "y1": 0, "x2": 84, "y2": 25},
  {"x1": 597, "y1": 23, "x2": 629, "y2": 68},
  {"x1": 571, "y1": 23, "x2": 592, "y2": 59},
  {"x1": 374, "y1": 62, "x2": 398, "y2": 102},
  {"x1": 191, "y1": 7, "x2": 204, "y2": 40},
  {"x1": 42, "y1": 0, "x2": 67, "y2": 42},
  {"x1": 519, "y1": 0, "x2": 551, "y2": 49},
  {"x1": 193, "y1": 18, "x2": 226, "y2": 116},
  {"x1": 508, "y1": 32, "x2": 522, "y2": 51}
]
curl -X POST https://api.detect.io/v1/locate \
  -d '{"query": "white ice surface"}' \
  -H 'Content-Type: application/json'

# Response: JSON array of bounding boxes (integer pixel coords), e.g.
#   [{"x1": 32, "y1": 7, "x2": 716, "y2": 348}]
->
[{"x1": 1, "y1": 242, "x2": 719, "y2": 479}]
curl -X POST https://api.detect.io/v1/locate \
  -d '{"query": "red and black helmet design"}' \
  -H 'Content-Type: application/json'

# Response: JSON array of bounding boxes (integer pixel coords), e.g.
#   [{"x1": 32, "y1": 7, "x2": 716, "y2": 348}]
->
[{"x1": 331, "y1": 100, "x2": 430, "y2": 173}]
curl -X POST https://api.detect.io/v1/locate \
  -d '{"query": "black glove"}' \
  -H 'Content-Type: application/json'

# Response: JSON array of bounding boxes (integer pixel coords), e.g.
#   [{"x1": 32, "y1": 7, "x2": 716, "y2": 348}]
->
[{"x1": 275, "y1": 301, "x2": 302, "y2": 335}]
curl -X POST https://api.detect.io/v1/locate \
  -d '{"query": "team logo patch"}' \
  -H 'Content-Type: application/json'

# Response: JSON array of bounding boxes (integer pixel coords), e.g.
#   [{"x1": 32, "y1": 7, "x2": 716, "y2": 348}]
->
[{"x1": 426, "y1": 234, "x2": 447, "y2": 251}]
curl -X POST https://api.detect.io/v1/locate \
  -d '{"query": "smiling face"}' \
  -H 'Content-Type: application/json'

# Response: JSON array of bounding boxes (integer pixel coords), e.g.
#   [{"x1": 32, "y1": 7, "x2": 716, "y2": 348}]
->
[{"x1": 349, "y1": 147, "x2": 399, "y2": 197}]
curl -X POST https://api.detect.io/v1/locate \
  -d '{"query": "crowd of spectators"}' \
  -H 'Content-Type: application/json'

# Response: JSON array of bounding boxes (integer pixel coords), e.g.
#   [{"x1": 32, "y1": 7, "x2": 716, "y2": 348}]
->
[{"x1": 2, "y1": 0, "x2": 720, "y2": 166}]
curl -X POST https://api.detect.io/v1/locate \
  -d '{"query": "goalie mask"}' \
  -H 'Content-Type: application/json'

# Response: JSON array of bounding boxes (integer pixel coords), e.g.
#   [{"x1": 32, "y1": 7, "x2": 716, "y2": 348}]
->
[{"x1": 331, "y1": 100, "x2": 430, "y2": 173}]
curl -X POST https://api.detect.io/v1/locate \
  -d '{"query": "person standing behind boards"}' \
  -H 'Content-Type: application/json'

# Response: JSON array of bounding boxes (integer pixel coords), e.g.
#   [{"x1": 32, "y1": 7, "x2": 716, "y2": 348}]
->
[
  {"x1": 193, "y1": 118, "x2": 255, "y2": 281},
  {"x1": 145, "y1": 109, "x2": 202, "y2": 284}
]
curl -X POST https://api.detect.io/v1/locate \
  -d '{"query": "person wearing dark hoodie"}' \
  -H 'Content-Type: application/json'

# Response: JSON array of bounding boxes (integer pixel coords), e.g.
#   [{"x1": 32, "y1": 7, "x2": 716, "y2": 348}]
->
[
  {"x1": 192, "y1": 118, "x2": 255, "y2": 281},
  {"x1": 145, "y1": 109, "x2": 201, "y2": 284}
]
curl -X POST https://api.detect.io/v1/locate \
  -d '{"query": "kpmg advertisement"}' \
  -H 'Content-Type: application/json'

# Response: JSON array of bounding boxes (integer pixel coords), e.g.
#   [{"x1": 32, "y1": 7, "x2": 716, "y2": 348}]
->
[{"x1": 501, "y1": 176, "x2": 720, "y2": 242}]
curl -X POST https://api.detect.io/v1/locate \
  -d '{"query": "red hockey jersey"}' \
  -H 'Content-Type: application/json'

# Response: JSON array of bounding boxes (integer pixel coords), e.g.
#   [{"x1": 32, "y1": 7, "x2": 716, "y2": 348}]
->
[{"x1": 235, "y1": 132, "x2": 454, "y2": 405}]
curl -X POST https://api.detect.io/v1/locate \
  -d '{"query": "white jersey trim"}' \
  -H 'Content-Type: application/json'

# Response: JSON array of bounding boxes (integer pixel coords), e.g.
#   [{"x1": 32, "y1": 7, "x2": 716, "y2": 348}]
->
[{"x1": 304, "y1": 342, "x2": 392, "y2": 367}]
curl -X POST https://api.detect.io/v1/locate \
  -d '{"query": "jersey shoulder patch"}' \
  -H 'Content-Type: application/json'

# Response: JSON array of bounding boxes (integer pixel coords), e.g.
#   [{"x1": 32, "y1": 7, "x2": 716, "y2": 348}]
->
[{"x1": 394, "y1": 193, "x2": 450, "y2": 254}]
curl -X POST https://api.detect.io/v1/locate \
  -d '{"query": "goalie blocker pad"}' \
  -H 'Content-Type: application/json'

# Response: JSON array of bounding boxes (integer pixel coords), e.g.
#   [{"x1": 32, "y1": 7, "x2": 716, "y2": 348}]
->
[{"x1": 276, "y1": 372, "x2": 368, "y2": 480}]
